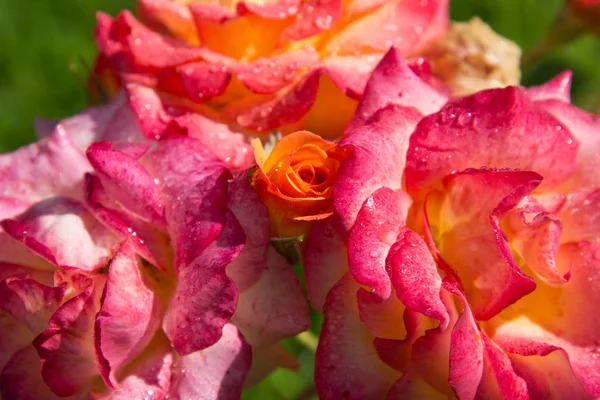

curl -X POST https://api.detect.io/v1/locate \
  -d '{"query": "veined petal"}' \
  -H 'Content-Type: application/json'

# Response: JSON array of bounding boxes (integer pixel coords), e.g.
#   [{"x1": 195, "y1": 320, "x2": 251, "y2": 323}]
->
[
  {"x1": 126, "y1": 85, "x2": 254, "y2": 169},
  {"x1": 234, "y1": 50, "x2": 320, "y2": 94},
  {"x1": 105, "y1": 334, "x2": 173, "y2": 400},
  {"x1": 526, "y1": 70, "x2": 573, "y2": 103},
  {"x1": 84, "y1": 173, "x2": 171, "y2": 271},
  {"x1": 2, "y1": 197, "x2": 118, "y2": 272},
  {"x1": 96, "y1": 11, "x2": 204, "y2": 72},
  {"x1": 322, "y1": 0, "x2": 448, "y2": 57},
  {"x1": 95, "y1": 241, "x2": 162, "y2": 386},
  {"x1": 226, "y1": 171, "x2": 270, "y2": 291},
  {"x1": 0, "y1": 346, "x2": 78, "y2": 400},
  {"x1": 281, "y1": 0, "x2": 343, "y2": 41},
  {"x1": 168, "y1": 324, "x2": 251, "y2": 400},
  {"x1": 304, "y1": 215, "x2": 349, "y2": 311},
  {"x1": 348, "y1": 187, "x2": 410, "y2": 299},
  {"x1": 33, "y1": 279, "x2": 100, "y2": 397},
  {"x1": 405, "y1": 86, "x2": 579, "y2": 198},
  {"x1": 163, "y1": 211, "x2": 244, "y2": 355},
  {"x1": 232, "y1": 246, "x2": 310, "y2": 347},
  {"x1": 347, "y1": 48, "x2": 447, "y2": 130},
  {"x1": 386, "y1": 228, "x2": 449, "y2": 328},
  {"x1": 436, "y1": 169, "x2": 539, "y2": 319},
  {"x1": 0, "y1": 276, "x2": 65, "y2": 333},
  {"x1": 335, "y1": 105, "x2": 421, "y2": 231},
  {"x1": 315, "y1": 274, "x2": 400, "y2": 400},
  {"x1": 535, "y1": 98, "x2": 600, "y2": 192},
  {"x1": 322, "y1": 54, "x2": 382, "y2": 98},
  {"x1": 86, "y1": 142, "x2": 166, "y2": 229},
  {"x1": 223, "y1": 69, "x2": 320, "y2": 132},
  {"x1": 0, "y1": 129, "x2": 91, "y2": 219},
  {"x1": 143, "y1": 138, "x2": 228, "y2": 270},
  {"x1": 35, "y1": 92, "x2": 148, "y2": 153},
  {"x1": 559, "y1": 189, "x2": 600, "y2": 244}
]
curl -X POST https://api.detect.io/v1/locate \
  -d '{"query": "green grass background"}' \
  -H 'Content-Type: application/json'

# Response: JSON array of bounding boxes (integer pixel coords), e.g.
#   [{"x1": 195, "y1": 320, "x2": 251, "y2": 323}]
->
[{"x1": 0, "y1": 0, "x2": 599, "y2": 398}]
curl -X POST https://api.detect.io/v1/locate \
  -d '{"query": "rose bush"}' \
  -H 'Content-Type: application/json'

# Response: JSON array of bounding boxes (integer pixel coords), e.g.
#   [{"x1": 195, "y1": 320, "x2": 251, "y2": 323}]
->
[
  {"x1": 0, "y1": 92, "x2": 310, "y2": 399},
  {"x1": 302, "y1": 48, "x2": 600, "y2": 399},
  {"x1": 93, "y1": 0, "x2": 450, "y2": 139}
]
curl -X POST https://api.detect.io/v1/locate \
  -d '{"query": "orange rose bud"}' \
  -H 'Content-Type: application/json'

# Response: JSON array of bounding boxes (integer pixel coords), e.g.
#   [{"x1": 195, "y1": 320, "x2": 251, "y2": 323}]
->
[{"x1": 251, "y1": 131, "x2": 348, "y2": 238}]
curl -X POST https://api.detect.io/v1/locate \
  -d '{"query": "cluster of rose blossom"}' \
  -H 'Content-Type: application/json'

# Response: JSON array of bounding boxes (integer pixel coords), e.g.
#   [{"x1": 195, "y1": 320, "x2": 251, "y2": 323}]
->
[{"x1": 1, "y1": 0, "x2": 600, "y2": 399}]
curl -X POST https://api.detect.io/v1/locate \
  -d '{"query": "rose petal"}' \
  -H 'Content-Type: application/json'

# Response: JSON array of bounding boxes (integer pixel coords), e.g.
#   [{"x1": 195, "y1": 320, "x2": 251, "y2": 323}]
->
[
  {"x1": 0, "y1": 277, "x2": 65, "y2": 333},
  {"x1": 386, "y1": 369, "x2": 447, "y2": 400},
  {"x1": 226, "y1": 171, "x2": 270, "y2": 292},
  {"x1": 506, "y1": 201, "x2": 567, "y2": 284},
  {"x1": 225, "y1": 69, "x2": 320, "y2": 132},
  {"x1": 127, "y1": 84, "x2": 253, "y2": 168},
  {"x1": 335, "y1": 105, "x2": 421, "y2": 231},
  {"x1": 437, "y1": 169, "x2": 539, "y2": 319},
  {"x1": 96, "y1": 11, "x2": 204, "y2": 72},
  {"x1": 232, "y1": 246, "x2": 310, "y2": 347},
  {"x1": 304, "y1": 215, "x2": 349, "y2": 312},
  {"x1": 357, "y1": 288, "x2": 406, "y2": 340},
  {"x1": 534, "y1": 98, "x2": 600, "y2": 192},
  {"x1": 173, "y1": 112, "x2": 254, "y2": 170},
  {"x1": 477, "y1": 334, "x2": 529, "y2": 400},
  {"x1": 322, "y1": 0, "x2": 448, "y2": 57},
  {"x1": 281, "y1": 0, "x2": 343, "y2": 41},
  {"x1": 235, "y1": 50, "x2": 320, "y2": 94},
  {"x1": 84, "y1": 174, "x2": 170, "y2": 271},
  {"x1": 0, "y1": 313, "x2": 37, "y2": 371},
  {"x1": 236, "y1": 0, "x2": 302, "y2": 20},
  {"x1": 495, "y1": 317, "x2": 600, "y2": 398},
  {"x1": 107, "y1": 334, "x2": 174, "y2": 400},
  {"x1": 86, "y1": 142, "x2": 166, "y2": 229},
  {"x1": 0, "y1": 346, "x2": 73, "y2": 400},
  {"x1": 95, "y1": 241, "x2": 162, "y2": 386},
  {"x1": 33, "y1": 280, "x2": 99, "y2": 397},
  {"x1": 315, "y1": 274, "x2": 399, "y2": 400},
  {"x1": 526, "y1": 70, "x2": 573, "y2": 103},
  {"x1": 2, "y1": 197, "x2": 118, "y2": 271},
  {"x1": 143, "y1": 138, "x2": 227, "y2": 270},
  {"x1": 405, "y1": 86, "x2": 579, "y2": 198},
  {"x1": 347, "y1": 48, "x2": 447, "y2": 130},
  {"x1": 138, "y1": 0, "x2": 198, "y2": 44},
  {"x1": 0, "y1": 128, "x2": 91, "y2": 218},
  {"x1": 162, "y1": 61, "x2": 231, "y2": 102},
  {"x1": 168, "y1": 324, "x2": 251, "y2": 400},
  {"x1": 320, "y1": 54, "x2": 382, "y2": 99},
  {"x1": 163, "y1": 210, "x2": 244, "y2": 355},
  {"x1": 386, "y1": 228, "x2": 449, "y2": 328},
  {"x1": 35, "y1": 92, "x2": 148, "y2": 153},
  {"x1": 559, "y1": 189, "x2": 600, "y2": 244},
  {"x1": 347, "y1": 187, "x2": 409, "y2": 299}
]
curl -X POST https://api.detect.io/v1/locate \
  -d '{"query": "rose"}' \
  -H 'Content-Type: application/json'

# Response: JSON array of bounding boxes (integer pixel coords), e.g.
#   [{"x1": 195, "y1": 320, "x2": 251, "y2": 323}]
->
[
  {"x1": 251, "y1": 130, "x2": 348, "y2": 238},
  {"x1": 0, "y1": 94, "x2": 310, "y2": 398},
  {"x1": 94, "y1": 0, "x2": 449, "y2": 139},
  {"x1": 304, "y1": 49, "x2": 600, "y2": 399}
]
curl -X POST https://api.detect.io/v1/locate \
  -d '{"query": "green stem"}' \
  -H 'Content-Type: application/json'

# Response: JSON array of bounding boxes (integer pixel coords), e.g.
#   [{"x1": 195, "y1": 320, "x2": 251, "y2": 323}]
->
[{"x1": 295, "y1": 330, "x2": 318, "y2": 353}]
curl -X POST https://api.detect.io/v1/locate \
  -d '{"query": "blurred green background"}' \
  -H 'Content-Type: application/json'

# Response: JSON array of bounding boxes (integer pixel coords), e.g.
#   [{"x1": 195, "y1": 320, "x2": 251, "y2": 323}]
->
[
  {"x1": 0, "y1": 0, "x2": 599, "y2": 399},
  {"x1": 1, "y1": 0, "x2": 600, "y2": 152}
]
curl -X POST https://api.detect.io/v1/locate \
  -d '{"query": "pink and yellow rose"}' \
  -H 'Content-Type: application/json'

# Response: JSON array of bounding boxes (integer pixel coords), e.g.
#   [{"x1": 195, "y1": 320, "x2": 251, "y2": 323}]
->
[
  {"x1": 302, "y1": 48, "x2": 600, "y2": 399},
  {"x1": 93, "y1": 0, "x2": 449, "y2": 139},
  {"x1": 0, "y1": 93, "x2": 310, "y2": 399}
]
